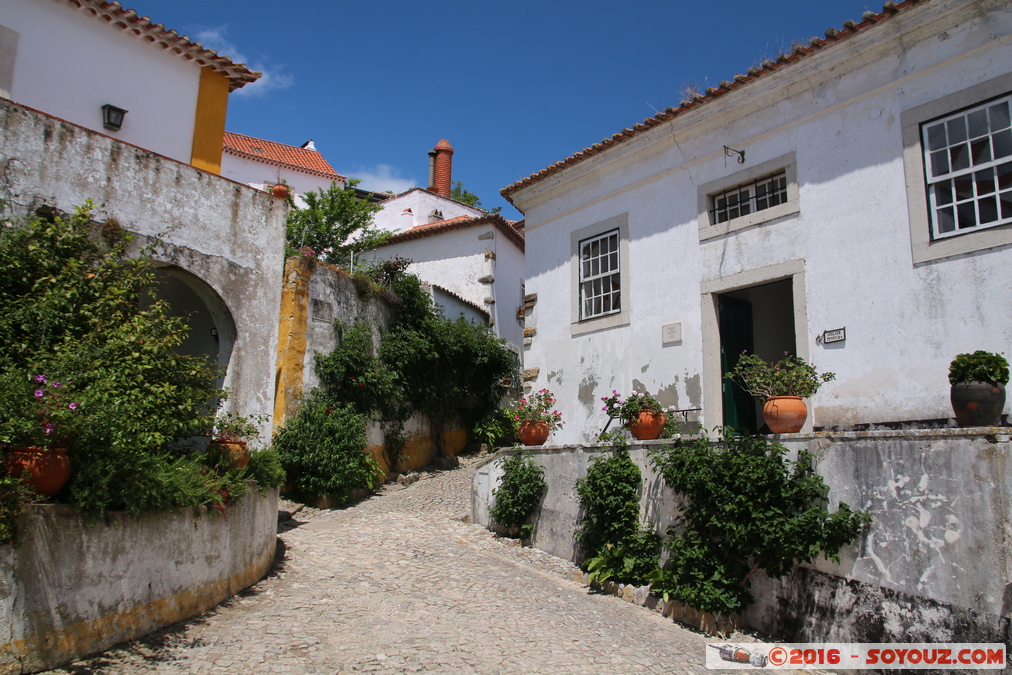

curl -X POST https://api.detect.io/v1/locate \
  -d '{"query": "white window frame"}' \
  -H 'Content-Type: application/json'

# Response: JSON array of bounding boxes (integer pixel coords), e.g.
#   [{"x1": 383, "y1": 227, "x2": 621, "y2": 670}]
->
[
  {"x1": 570, "y1": 214, "x2": 630, "y2": 336},
  {"x1": 902, "y1": 72, "x2": 1012, "y2": 264},
  {"x1": 578, "y1": 229, "x2": 621, "y2": 321},
  {"x1": 697, "y1": 152, "x2": 799, "y2": 240},
  {"x1": 920, "y1": 94, "x2": 1012, "y2": 240}
]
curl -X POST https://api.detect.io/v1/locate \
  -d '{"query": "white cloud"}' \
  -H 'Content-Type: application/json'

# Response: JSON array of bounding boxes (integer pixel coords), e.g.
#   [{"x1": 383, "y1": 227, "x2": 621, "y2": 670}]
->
[
  {"x1": 342, "y1": 165, "x2": 418, "y2": 194},
  {"x1": 194, "y1": 28, "x2": 293, "y2": 98}
]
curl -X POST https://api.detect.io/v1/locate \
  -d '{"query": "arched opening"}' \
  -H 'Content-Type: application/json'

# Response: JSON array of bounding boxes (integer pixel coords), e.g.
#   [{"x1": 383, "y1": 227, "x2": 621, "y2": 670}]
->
[{"x1": 148, "y1": 266, "x2": 237, "y2": 390}]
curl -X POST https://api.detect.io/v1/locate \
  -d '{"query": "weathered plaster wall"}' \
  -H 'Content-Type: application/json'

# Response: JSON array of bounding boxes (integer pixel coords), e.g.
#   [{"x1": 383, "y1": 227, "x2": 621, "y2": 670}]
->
[
  {"x1": 0, "y1": 0, "x2": 200, "y2": 164},
  {"x1": 472, "y1": 429, "x2": 1012, "y2": 643},
  {"x1": 0, "y1": 488, "x2": 279, "y2": 675},
  {"x1": 0, "y1": 99, "x2": 286, "y2": 442},
  {"x1": 510, "y1": 0, "x2": 1012, "y2": 443}
]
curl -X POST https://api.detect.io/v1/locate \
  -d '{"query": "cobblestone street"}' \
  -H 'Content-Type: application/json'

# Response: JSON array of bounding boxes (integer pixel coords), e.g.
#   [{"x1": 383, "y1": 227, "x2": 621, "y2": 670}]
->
[{"x1": 47, "y1": 454, "x2": 760, "y2": 674}]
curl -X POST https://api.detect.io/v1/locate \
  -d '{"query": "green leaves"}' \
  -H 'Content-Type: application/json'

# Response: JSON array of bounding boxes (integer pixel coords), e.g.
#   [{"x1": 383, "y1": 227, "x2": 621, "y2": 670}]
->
[
  {"x1": 724, "y1": 353, "x2": 835, "y2": 401},
  {"x1": 649, "y1": 431, "x2": 870, "y2": 614},
  {"x1": 285, "y1": 180, "x2": 385, "y2": 266},
  {"x1": 490, "y1": 451, "x2": 546, "y2": 540},
  {"x1": 948, "y1": 350, "x2": 1010, "y2": 385}
]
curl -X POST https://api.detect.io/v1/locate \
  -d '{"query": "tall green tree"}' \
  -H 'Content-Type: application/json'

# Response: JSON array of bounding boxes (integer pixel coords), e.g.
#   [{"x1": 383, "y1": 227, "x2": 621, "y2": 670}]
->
[
  {"x1": 286, "y1": 179, "x2": 387, "y2": 266},
  {"x1": 450, "y1": 181, "x2": 502, "y2": 214}
]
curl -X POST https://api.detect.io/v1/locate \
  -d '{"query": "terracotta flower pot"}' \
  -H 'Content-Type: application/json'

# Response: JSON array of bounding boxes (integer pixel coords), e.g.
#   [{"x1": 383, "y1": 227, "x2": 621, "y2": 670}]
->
[
  {"x1": 518, "y1": 421, "x2": 550, "y2": 446},
  {"x1": 272, "y1": 183, "x2": 289, "y2": 199},
  {"x1": 629, "y1": 412, "x2": 666, "y2": 440},
  {"x1": 208, "y1": 440, "x2": 250, "y2": 470},
  {"x1": 763, "y1": 396, "x2": 808, "y2": 434},
  {"x1": 5, "y1": 446, "x2": 71, "y2": 497},
  {"x1": 951, "y1": 381, "x2": 1006, "y2": 427}
]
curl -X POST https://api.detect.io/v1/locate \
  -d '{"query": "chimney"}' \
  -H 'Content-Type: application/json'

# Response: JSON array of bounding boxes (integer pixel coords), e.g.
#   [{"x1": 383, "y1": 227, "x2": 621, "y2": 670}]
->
[
  {"x1": 430, "y1": 139, "x2": 453, "y2": 197},
  {"x1": 427, "y1": 150, "x2": 437, "y2": 192},
  {"x1": 301, "y1": 140, "x2": 317, "y2": 151}
]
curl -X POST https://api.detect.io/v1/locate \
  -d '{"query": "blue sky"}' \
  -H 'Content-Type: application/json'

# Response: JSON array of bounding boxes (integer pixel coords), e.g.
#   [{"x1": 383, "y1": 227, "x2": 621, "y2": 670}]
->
[{"x1": 131, "y1": 0, "x2": 875, "y2": 219}]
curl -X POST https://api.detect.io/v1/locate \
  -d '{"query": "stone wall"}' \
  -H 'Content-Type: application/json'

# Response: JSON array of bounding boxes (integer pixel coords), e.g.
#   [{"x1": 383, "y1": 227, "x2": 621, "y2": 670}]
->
[
  {"x1": 274, "y1": 258, "x2": 468, "y2": 479},
  {"x1": 0, "y1": 488, "x2": 279, "y2": 675},
  {"x1": 472, "y1": 429, "x2": 1012, "y2": 643}
]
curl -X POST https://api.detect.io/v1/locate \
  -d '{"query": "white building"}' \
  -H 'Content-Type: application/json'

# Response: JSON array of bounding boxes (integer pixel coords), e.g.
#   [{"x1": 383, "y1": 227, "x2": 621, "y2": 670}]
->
[
  {"x1": 221, "y1": 132, "x2": 346, "y2": 205},
  {"x1": 0, "y1": 0, "x2": 258, "y2": 174},
  {"x1": 503, "y1": 0, "x2": 1012, "y2": 443}
]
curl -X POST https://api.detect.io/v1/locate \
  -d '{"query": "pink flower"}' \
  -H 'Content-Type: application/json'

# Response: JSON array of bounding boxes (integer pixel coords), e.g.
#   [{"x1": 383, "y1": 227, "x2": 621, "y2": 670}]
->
[
  {"x1": 68, "y1": 402, "x2": 78, "y2": 410},
  {"x1": 43, "y1": 423, "x2": 55, "y2": 435},
  {"x1": 34, "y1": 389, "x2": 44, "y2": 398},
  {"x1": 34, "y1": 374, "x2": 47, "y2": 383},
  {"x1": 52, "y1": 382, "x2": 62, "y2": 387}
]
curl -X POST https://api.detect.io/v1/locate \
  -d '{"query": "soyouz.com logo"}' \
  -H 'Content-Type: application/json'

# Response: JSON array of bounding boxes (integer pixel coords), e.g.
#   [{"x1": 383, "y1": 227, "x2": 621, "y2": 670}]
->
[{"x1": 705, "y1": 643, "x2": 1007, "y2": 669}]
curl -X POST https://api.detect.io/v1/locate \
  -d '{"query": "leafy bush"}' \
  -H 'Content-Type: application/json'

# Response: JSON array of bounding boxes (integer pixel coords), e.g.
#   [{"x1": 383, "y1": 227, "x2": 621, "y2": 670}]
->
[
  {"x1": 489, "y1": 450, "x2": 546, "y2": 539},
  {"x1": 948, "y1": 350, "x2": 1010, "y2": 385},
  {"x1": 472, "y1": 408, "x2": 518, "y2": 449},
  {"x1": 240, "y1": 448, "x2": 287, "y2": 490},
  {"x1": 649, "y1": 430, "x2": 870, "y2": 614},
  {"x1": 575, "y1": 438, "x2": 659, "y2": 585},
  {"x1": 0, "y1": 202, "x2": 236, "y2": 519},
  {"x1": 273, "y1": 396, "x2": 381, "y2": 500},
  {"x1": 0, "y1": 475, "x2": 32, "y2": 543}
]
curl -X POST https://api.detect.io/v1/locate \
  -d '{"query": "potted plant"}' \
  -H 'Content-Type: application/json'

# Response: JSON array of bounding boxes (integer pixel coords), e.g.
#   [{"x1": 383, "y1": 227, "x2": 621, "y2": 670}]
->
[
  {"x1": 948, "y1": 351, "x2": 1008, "y2": 427},
  {"x1": 0, "y1": 373, "x2": 80, "y2": 497},
  {"x1": 600, "y1": 389, "x2": 672, "y2": 440},
  {"x1": 725, "y1": 353, "x2": 835, "y2": 433},
  {"x1": 510, "y1": 389, "x2": 564, "y2": 446},
  {"x1": 208, "y1": 412, "x2": 264, "y2": 470}
]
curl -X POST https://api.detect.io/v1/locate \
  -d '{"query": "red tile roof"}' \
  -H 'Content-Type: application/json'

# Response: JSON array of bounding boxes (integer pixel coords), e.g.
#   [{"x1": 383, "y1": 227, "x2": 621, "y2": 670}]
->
[
  {"x1": 223, "y1": 132, "x2": 346, "y2": 182},
  {"x1": 425, "y1": 284, "x2": 490, "y2": 319},
  {"x1": 64, "y1": 1, "x2": 260, "y2": 92},
  {"x1": 501, "y1": 0, "x2": 924, "y2": 202},
  {"x1": 382, "y1": 214, "x2": 525, "y2": 252}
]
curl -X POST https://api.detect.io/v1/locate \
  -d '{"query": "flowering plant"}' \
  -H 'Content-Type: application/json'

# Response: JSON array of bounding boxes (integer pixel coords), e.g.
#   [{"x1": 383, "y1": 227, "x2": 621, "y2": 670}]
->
[
  {"x1": 725, "y1": 353, "x2": 835, "y2": 401},
  {"x1": 510, "y1": 389, "x2": 564, "y2": 432},
  {"x1": 0, "y1": 373, "x2": 81, "y2": 449},
  {"x1": 211, "y1": 412, "x2": 266, "y2": 443},
  {"x1": 298, "y1": 245, "x2": 317, "y2": 261},
  {"x1": 601, "y1": 389, "x2": 672, "y2": 425}
]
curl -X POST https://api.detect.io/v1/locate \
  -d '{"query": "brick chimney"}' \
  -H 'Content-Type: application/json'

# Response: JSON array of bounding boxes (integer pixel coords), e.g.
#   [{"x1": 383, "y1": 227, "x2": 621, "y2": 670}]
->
[{"x1": 428, "y1": 139, "x2": 453, "y2": 197}]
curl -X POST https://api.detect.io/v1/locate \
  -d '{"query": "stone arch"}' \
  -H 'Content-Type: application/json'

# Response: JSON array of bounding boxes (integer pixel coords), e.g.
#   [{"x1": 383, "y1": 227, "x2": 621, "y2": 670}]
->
[{"x1": 149, "y1": 265, "x2": 237, "y2": 389}]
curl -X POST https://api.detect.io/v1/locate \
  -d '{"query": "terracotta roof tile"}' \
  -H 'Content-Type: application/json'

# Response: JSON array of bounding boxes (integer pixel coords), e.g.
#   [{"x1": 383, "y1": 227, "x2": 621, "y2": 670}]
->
[
  {"x1": 381, "y1": 214, "x2": 525, "y2": 252},
  {"x1": 223, "y1": 132, "x2": 345, "y2": 182},
  {"x1": 501, "y1": 0, "x2": 925, "y2": 201},
  {"x1": 63, "y1": 1, "x2": 260, "y2": 92},
  {"x1": 425, "y1": 284, "x2": 490, "y2": 319}
]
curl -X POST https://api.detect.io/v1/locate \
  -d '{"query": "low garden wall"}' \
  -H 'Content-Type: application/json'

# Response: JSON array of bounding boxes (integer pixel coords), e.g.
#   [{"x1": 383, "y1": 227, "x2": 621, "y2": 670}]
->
[
  {"x1": 0, "y1": 487, "x2": 279, "y2": 674},
  {"x1": 472, "y1": 429, "x2": 1012, "y2": 644}
]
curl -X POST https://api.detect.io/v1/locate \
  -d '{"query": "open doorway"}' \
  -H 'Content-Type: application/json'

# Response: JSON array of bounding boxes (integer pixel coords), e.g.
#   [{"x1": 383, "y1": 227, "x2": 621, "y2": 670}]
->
[{"x1": 718, "y1": 279, "x2": 796, "y2": 433}]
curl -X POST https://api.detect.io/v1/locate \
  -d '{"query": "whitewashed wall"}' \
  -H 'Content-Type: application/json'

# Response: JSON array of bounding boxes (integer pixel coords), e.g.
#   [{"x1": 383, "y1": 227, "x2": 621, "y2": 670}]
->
[
  {"x1": 373, "y1": 189, "x2": 483, "y2": 233},
  {"x1": 220, "y1": 151, "x2": 344, "y2": 206},
  {"x1": 511, "y1": 0, "x2": 1012, "y2": 443},
  {"x1": 0, "y1": 0, "x2": 201, "y2": 163}
]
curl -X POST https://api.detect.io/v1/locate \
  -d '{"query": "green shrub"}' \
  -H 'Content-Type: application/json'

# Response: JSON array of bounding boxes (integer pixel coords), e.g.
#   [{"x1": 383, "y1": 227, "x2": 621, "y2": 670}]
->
[
  {"x1": 948, "y1": 350, "x2": 1010, "y2": 385},
  {"x1": 273, "y1": 396, "x2": 381, "y2": 500},
  {"x1": 575, "y1": 437, "x2": 660, "y2": 585},
  {"x1": 489, "y1": 450, "x2": 546, "y2": 539},
  {"x1": 0, "y1": 202, "x2": 232, "y2": 519},
  {"x1": 0, "y1": 475, "x2": 32, "y2": 544},
  {"x1": 649, "y1": 430, "x2": 870, "y2": 614},
  {"x1": 241, "y1": 448, "x2": 287, "y2": 490}
]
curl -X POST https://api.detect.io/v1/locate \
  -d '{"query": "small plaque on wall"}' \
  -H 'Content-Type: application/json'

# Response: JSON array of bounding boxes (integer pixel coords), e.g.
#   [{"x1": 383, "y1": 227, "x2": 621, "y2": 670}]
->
[
  {"x1": 822, "y1": 327, "x2": 846, "y2": 344},
  {"x1": 662, "y1": 322, "x2": 682, "y2": 345}
]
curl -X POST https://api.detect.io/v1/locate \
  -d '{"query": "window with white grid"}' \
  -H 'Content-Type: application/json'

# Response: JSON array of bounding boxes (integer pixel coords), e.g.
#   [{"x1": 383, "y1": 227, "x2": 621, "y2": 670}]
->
[
  {"x1": 922, "y1": 95, "x2": 1012, "y2": 239},
  {"x1": 579, "y1": 230, "x2": 620, "y2": 320},
  {"x1": 710, "y1": 171, "x2": 789, "y2": 224}
]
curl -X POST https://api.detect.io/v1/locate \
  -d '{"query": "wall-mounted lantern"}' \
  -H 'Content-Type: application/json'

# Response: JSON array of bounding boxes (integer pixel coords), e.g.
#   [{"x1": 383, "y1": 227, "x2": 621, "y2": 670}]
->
[{"x1": 101, "y1": 104, "x2": 128, "y2": 131}]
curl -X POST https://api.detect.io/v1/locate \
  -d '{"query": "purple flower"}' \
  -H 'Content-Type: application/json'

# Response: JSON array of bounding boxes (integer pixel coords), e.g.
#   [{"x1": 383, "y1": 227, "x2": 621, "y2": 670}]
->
[
  {"x1": 34, "y1": 374, "x2": 47, "y2": 383},
  {"x1": 43, "y1": 423, "x2": 55, "y2": 435},
  {"x1": 34, "y1": 389, "x2": 44, "y2": 398},
  {"x1": 68, "y1": 402, "x2": 78, "y2": 410},
  {"x1": 52, "y1": 381, "x2": 62, "y2": 387}
]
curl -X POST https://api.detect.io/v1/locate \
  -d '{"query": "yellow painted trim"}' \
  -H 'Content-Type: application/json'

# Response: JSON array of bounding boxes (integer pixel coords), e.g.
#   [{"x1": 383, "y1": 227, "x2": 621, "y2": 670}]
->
[
  {"x1": 273, "y1": 258, "x2": 313, "y2": 429},
  {"x1": 189, "y1": 67, "x2": 229, "y2": 174}
]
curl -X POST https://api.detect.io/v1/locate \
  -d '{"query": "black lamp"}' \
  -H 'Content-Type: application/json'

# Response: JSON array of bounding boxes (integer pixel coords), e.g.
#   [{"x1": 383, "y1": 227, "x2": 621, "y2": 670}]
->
[{"x1": 101, "y1": 104, "x2": 128, "y2": 131}]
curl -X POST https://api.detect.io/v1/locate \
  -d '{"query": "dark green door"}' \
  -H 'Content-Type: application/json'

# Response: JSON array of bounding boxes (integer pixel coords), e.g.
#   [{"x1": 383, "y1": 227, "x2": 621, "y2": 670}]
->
[{"x1": 719, "y1": 295, "x2": 757, "y2": 433}]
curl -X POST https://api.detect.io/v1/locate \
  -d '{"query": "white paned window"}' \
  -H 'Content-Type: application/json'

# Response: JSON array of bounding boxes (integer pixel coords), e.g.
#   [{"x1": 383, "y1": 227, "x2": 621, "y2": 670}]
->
[
  {"x1": 922, "y1": 95, "x2": 1012, "y2": 238},
  {"x1": 710, "y1": 171, "x2": 788, "y2": 224},
  {"x1": 579, "y1": 230, "x2": 620, "y2": 320}
]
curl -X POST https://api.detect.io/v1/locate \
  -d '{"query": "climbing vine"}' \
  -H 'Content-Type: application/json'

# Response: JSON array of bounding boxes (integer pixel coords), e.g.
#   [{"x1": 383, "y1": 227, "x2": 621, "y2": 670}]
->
[
  {"x1": 648, "y1": 430, "x2": 870, "y2": 614},
  {"x1": 575, "y1": 434, "x2": 659, "y2": 585}
]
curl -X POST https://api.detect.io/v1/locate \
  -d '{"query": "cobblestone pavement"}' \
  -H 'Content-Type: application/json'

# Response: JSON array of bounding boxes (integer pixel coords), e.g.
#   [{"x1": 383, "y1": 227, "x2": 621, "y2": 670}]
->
[{"x1": 47, "y1": 453, "x2": 800, "y2": 674}]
